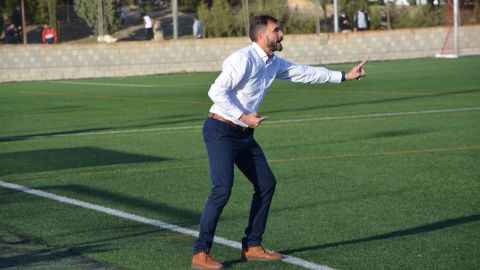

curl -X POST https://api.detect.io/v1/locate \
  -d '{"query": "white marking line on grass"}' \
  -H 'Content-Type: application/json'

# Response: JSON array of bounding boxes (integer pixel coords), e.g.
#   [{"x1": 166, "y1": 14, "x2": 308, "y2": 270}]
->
[
  {"x1": 51, "y1": 81, "x2": 203, "y2": 88},
  {"x1": 266, "y1": 107, "x2": 480, "y2": 125},
  {"x1": 0, "y1": 180, "x2": 334, "y2": 270},
  {"x1": 51, "y1": 81, "x2": 158, "y2": 88},
  {"x1": 6, "y1": 107, "x2": 480, "y2": 142}
]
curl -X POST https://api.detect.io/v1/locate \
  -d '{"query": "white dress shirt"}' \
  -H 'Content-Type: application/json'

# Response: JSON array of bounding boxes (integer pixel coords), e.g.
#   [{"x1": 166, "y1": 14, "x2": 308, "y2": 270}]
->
[{"x1": 208, "y1": 42, "x2": 343, "y2": 127}]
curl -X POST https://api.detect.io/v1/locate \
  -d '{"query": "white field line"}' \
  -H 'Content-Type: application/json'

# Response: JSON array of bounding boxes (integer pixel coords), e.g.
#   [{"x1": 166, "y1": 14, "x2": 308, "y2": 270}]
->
[
  {"x1": 0, "y1": 180, "x2": 334, "y2": 270},
  {"x1": 51, "y1": 81, "x2": 158, "y2": 88},
  {"x1": 266, "y1": 107, "x2": 480, "y2": 125},
  {"x1": 51, "y1": 81, "x2": 203, "y2": 88},
  {"x1": 5, "y1": 107, "x2": 480, "y2": 141},
  {"x1": 51, "y1": 81, "x2": 159, "y2": 88}
]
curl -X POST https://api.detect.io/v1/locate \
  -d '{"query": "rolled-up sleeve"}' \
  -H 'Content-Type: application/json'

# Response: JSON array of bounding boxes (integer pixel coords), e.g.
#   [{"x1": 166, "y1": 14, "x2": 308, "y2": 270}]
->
[
  {"x1": 276, "y1": 58, "x2": 342, "y2": 84},
  {"x1": 208, "y1": 55, "x2": 246, "y2": 120}
]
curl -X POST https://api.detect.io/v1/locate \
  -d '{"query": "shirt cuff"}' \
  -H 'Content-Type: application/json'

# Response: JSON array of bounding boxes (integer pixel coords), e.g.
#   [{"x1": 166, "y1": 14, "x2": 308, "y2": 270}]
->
[
  {"x1": 231, "y1": 108, "x2": 244, "y2": 121},
  {"x1": 331, "y1": 71, "x2": 343, "y2": 83}
]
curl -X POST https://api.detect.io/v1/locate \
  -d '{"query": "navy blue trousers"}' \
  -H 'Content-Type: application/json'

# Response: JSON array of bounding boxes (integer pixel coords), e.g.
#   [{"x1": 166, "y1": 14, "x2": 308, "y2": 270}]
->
[{"x1": 193, "y1": 118, "x2": 277, "y2": 254}]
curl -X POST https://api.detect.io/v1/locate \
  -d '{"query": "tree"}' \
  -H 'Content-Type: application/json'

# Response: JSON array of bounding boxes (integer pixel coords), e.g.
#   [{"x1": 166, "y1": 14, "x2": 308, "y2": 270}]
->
[
  {"x1": 197, "y1": 1, "x2": 210, "y2": 37},
  {"x1": 179, "y1": 0, "x2": 202, "y2": 12},
  {"x1": 474, "y1": 0, "x2": 480, "y2": 24},
  {"x1": 74, "y1": 0, "x2": 122, "y2": 35},
  {"x1": 249, "y1": 0, "x2": 288, "y2": 24},
  {"x1": 314, "y1": 0, "x2": 329, "y2": 32},
  {"x1": 210, "y1": 0, "x2": 234, "y2": 37},
  {"x1": 199, "y1": 0, "x2": 240, "y2": 38},
  {"x1": 47, "y1": 0, "x2": 58, "y2": 30},
  {"x1": 0, "y1": 2, "x2": 4, "y2": 30}
]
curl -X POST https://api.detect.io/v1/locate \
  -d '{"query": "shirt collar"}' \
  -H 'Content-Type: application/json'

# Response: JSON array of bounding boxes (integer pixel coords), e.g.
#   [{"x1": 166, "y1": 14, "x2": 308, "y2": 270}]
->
[{"x1": 252, "y1": 42, "x2": 273, "y2": 64}]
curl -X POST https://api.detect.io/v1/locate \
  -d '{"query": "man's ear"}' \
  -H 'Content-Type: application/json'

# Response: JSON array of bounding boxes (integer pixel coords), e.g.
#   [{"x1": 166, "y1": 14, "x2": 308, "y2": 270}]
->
[{"x1": 257, "y1": 31, "x2": 265, "y2": 43}]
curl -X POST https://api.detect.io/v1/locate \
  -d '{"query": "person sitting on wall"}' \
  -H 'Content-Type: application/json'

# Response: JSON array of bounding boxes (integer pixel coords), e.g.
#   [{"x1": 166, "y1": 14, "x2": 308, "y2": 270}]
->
[
  {"x1": 5, "y1": 23, "x2": 19, "y2": 44},
  {"x1": 42, "y1": 24, "x2": 58, "y2": 44}
]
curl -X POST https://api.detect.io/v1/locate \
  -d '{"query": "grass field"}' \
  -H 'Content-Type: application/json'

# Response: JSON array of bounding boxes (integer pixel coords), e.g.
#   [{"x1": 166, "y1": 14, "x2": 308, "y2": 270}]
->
[{"x1": 1, "y1": 56, "x2": 479, "y2": 270}]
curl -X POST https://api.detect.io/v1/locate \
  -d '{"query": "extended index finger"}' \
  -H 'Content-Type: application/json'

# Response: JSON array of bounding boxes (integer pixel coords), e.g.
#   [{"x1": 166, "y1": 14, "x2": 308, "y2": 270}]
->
[{"x1": 357, "y1": 59, "x2": 368, "y2": 69}]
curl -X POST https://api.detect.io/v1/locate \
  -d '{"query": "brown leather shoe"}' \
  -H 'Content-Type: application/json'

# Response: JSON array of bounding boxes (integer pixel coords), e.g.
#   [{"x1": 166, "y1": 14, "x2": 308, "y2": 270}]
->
[
  {"x1": 191, "y1": 251, "x2": 224, "y2": 269},
  {"x1": 241, "y1": 246, "x2": 283, "y2": 261}
]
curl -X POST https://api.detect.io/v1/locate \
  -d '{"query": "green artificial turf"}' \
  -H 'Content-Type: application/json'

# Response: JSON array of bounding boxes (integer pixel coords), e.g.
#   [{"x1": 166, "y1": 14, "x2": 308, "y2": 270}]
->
[{"x1": 1, "y1": 56, "x2": 479, "y2": 269}]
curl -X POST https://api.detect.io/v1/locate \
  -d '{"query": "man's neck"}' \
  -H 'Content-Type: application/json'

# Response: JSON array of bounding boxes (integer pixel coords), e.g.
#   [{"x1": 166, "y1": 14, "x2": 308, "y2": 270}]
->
[{"x1": 254, "y1": 42, "x2": 273, "y2": 57}]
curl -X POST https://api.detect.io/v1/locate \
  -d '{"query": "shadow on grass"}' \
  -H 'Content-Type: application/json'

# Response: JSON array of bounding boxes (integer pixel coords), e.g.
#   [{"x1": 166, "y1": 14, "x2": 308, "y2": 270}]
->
[
  {"x1": 5, "y1": 105, "x2": 87, "y2": 117},
  {"x1": 263, "y1": 128, "x2": 431, "y2": 152},
  {"x1": 0, "y1": 147, "x2": 168, "y2": 176},
  {"x1": 40, "y1": 184, "x2": 201, "y2": 227},
  {"x1": 367, "y1": 128, "x2": 431, "y2": 139},
  {"x1": 0, "y1": 115, "x2": 204, "y2": 143},
  {"x1": 123, "y1": 115, "x2": 205, "y2": 129},
  {"x1": 269, "y1": 188, "x2": 412, "y2": 217},
  {"x1": 279, "y1": 214, "x2": 480, "y2": 255},
  {"x1": 0, "y1": 128, "x2": 112, "y2": 142},
  {"x1": 0, "y1": 244, "x2": 114, "y2": 269},
  {"x1": 61, "y1": 226, "x2": 160, "y2": 248},
  {"x1": 0, "y1": 226, "x2": 114, "y2": 269}
]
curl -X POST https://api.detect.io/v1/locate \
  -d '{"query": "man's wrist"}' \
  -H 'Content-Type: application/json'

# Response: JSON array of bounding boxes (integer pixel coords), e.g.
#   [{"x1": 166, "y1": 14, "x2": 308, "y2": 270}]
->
[
  {"x1": 239, "y1": 114, "x2": 247, "y2": 124},
  {"x1": 341, "y1": 71, "x2": 347, "y2": 81}
]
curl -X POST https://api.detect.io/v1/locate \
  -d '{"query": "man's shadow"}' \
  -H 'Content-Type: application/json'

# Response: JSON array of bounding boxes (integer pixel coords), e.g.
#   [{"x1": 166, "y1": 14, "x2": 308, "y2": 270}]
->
[
  {"x1": 279, "y1": 214, "x2": 480, "y2": 255},
  {"x1": 221, "y1": 214, "x2": 479, "y2": 267}
]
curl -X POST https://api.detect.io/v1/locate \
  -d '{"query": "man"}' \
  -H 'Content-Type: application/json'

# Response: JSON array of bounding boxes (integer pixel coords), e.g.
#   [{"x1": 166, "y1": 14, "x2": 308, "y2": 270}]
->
[
  {"x1": 41, "y1": 24, "x2": 58, "y2": 45},
  {"x1": 353, "y1": 6, "x2": 371, "y2": 31},
  {"x1": 193, "y1": 15, "x2": 203, "y2": 39},
  {"x1": 12, "y1": 5, "x2": 22, "y2": 42},
  {"x1": 5, "y1": 23, "x2": 18, "y2": 45},
  {"x1": 142, "y1": 13, "x2": 153, "y2": 40},
  {"x1": 192, "y1": 15, "x2": 367, "y2": 269},
  {"x1": 339, "y1": 10, "x2": 352, "y2": 33}
]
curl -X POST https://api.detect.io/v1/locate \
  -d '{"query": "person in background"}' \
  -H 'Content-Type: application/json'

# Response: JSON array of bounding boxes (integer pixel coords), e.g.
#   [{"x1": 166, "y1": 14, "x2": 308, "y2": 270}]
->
[
  {"x1": 353, "y1": 5, "x2": 370, "y2": 31},
  {"x1": 153, "y1": 19, "x2": 164, "y2": 41},
  {"x1": 12, "y1": 5, "x2": 23, "y2": 43},
  {"x1": 120, "y1": 6, "x2": 127, "y2": 21},
  {"x1": 193, "y1": 15, "x2": 203, "y2": 39},
  {"x1": 142, "y1": 13, "x2": 153, "y2": 40},
  {"x1": 41, "y1": 24, "x2": 58, "y2": 44},
  {"x1": 339, "y1": 10, "x2": 352, "y2": 33},
  {"x1": 5, "y1": 23, "x2": 18, "y2": 44}
]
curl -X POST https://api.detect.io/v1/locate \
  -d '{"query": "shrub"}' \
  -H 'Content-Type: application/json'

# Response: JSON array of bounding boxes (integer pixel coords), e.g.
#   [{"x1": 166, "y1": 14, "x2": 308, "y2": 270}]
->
[
  {"x1": 390, "y1": 5, "x2": 445, "y2": 29},
  {"x1": 284, "y1": 15, "x2": 317, "y2": 34},
  {"x1": 74, "y1": 0, "x2": 122, "y2": 35}
]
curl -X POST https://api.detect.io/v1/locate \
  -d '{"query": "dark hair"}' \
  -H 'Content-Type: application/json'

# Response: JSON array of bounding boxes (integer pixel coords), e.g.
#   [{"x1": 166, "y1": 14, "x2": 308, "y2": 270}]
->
[{"x1": 249, "y1": 15, "x2": 278, "y2": 42}]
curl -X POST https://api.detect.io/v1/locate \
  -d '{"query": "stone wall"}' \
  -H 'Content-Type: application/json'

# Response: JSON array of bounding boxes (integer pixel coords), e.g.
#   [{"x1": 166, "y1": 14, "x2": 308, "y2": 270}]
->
[{"x1": 1, "y1": 25, "x2": 479, "y2": 83}]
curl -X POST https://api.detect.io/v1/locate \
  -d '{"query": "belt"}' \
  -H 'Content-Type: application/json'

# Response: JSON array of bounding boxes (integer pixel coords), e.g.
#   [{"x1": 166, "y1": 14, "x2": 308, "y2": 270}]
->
[{"x1": 208, "y1": 113, "x2": 250, "y2": 132}]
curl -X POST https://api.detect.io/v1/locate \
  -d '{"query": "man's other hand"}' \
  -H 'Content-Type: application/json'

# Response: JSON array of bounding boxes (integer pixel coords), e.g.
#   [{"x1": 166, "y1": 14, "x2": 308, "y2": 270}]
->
[
  {"x1": 346, "y1": 59, "x2": 368, "y2": 80},
  {"x1": 239, "y1": 113, "x2": 269, "y2": 128}
]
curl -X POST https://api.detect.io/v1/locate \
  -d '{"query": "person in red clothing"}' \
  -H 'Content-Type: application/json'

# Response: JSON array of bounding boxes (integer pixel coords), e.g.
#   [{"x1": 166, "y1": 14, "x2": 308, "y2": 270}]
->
[{"x1": 42, "y1": 24, "x2": 58, "y2": 44}]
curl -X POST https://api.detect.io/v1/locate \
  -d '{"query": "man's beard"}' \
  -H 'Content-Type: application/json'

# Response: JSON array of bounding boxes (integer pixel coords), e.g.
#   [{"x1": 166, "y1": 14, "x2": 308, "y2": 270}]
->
[{"x1": 267, "y1": 37, "x2": 283, "y2": 52}]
